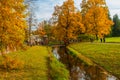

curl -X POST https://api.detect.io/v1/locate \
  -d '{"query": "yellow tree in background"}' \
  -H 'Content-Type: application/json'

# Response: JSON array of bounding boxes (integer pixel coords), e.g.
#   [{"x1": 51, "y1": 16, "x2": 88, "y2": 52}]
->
[
  {"x1": 37, "y1": 22, "x2": 46, "y2": 38},
  {"x1": 81, "y1": 0, "x2": 113, "y2": 40},
  {"x1": 0, "y1": 0, "x2": 27, "y2": 53},
  {"x1": 52, "y1": 0, "x2": 84, "y2": 46}
]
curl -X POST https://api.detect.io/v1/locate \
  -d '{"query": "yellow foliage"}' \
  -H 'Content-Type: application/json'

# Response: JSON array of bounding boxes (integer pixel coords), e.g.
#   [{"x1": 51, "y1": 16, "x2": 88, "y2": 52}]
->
[
  {"x1": 81, "y1": 0, "x2": 113, "y2": 38},
  {"x1": 2, "y1": 55, "x2": 24, "y2": 70},
  {"x1": 52, "y1": 0, "x2": 84, "y2": 45},
  {"x1": 0, "y1": 0, "x2": 27, "y2": 51},
  {"x1": 37, "y1": 26, "x2": 46, "y2": 37}
]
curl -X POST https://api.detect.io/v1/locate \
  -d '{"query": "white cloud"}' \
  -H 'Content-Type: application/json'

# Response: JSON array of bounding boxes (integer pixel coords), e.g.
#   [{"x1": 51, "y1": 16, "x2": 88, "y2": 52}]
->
[
  {"x1": 106, "y1": 0, "x2": 120, "y2": 18},
  {"x1": 106, "y1": 0, "x2": 120, "y2": 9},
  {"x1": 32, "y1": 0, "x2": 120, "y2": 22},
  {"x1": 32, "y1": 0, "x2": 65, "y2": 21},
  {"x1": 109, "y1": 9, "x2": 120, "y2": 18}
]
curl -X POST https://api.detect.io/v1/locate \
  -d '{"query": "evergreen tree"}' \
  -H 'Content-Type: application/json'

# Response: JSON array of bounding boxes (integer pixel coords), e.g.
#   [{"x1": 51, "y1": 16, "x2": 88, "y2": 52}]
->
[{"x1": 112, "y1": 14, "x2": 120, "y2": 36}]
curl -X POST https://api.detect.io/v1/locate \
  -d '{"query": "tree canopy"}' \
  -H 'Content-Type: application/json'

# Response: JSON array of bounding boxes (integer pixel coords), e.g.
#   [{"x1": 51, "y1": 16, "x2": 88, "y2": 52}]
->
[
  {"x1": 0, "y1": 0, "x2": 27, "y2": 52},
  {"x1": 112, "y1": 14, "x2": 120, "y2": 36},
  {"x1": 81, "y1": 0, "x2": 113, "y2": 38},
  {"x1": 52, "y1": 0, "x2": 84, "y2": 46}
]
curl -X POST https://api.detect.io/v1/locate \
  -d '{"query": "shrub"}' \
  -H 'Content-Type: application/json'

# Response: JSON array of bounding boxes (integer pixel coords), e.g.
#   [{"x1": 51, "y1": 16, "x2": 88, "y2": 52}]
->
[
  {"x1": 78, "y1": 34, "x2": 96, "y2": 42},
  {"x1": 2, "y1": 55, "x2": 24, "y2": 70},
  {"x1": 20, "y1": 44, "x2": 29, "y2": 51}
]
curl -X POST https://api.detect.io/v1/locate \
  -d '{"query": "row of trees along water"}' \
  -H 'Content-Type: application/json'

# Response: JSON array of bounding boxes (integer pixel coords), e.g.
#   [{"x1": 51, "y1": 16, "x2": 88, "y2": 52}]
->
[
  {"x1": 36, "y1": 0, "x2": 113, "y2": 46},
  {"x1": 0, "y1": 0, "x2": 116, "y2": 53}
]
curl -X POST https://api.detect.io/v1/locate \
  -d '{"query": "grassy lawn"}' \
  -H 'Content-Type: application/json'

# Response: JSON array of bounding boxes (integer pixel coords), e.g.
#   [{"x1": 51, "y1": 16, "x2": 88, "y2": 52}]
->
[
  {"x1": 70, "y1": 42, "x2": 120, "y2": 78},
  {"x1": 0, "y1": 46, "x2": 49, "y2": 80},
  {"x1": 106, "y1": 37, "x2": 120, "y2": 43},
  {"x1": 96, "y1": 37, "x2": 120, "y2": 43}
]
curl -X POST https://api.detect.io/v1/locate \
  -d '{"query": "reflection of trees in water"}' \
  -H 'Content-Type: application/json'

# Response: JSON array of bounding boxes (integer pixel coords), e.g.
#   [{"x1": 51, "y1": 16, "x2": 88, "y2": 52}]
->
[{"x1": 55, "y1": 46, "x2": 116, "y2": 80}]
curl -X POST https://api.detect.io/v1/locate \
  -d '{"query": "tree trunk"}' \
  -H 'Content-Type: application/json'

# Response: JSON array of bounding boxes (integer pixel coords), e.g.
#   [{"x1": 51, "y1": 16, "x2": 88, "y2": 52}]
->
[
  {"x1": 100, "y1": 38, "x2": 102, "y2": 43},
  {"x1": 103, "y1": 37, "x2": 105, "y2": 43},
  {"x1": 96, "y1": 34, "x2": 98, "y2": 40}
]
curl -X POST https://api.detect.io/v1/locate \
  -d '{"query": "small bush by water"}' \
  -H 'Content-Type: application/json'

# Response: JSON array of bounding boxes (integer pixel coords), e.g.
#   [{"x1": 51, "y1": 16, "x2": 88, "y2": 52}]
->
[{"x1": 78, "y1": 34, "x2": 96, "y2": 42}]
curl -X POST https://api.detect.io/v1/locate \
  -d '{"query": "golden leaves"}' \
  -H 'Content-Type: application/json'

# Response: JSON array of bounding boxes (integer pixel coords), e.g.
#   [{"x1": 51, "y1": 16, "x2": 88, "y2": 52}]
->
[
  {"x1": 52, "y1": 0, "x2": 84, "y2": 44},
  {"x1": 0, "y1": 0, "x2": 27, "y2": 50},
  {"x1": 81, "y1": 0, "x2": 113, "y2": 38}
]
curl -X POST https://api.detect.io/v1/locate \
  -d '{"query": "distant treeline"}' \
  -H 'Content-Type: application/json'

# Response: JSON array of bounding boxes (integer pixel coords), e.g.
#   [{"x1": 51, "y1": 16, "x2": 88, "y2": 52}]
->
[{"x1": 110, "y1": 14, "x2": 120, "y2": 37}]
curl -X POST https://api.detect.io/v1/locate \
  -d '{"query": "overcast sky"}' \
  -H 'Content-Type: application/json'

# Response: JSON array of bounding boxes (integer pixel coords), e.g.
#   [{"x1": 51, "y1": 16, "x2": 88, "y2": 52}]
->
[{"x1": 30, "y1": 0, "x2": 120, "y2": 22}]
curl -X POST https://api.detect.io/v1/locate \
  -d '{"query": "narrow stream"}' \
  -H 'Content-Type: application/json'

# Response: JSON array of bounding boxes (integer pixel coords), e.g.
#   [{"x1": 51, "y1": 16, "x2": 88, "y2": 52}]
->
[{"x1": 52, "y1": 46, "x2": 119, "y2": 80}]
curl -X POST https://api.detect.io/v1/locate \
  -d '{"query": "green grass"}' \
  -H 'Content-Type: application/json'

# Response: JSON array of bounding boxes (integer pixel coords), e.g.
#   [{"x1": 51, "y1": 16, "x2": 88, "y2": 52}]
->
[
  {"x1": 68, "y1": 47, "x2": 94, "y2": 66},
  {"x1": 49, "y1": 55, "x2": 69, "y2": 80},
  {"x1": 96, "y1": 37, "x2": 120, "y2": 43},
  {"x1": 0, "y1": 46, "x2": 70, "y2": 80},
  {"x1": 47, "y1": 47, "x2": 69, "y2": 80},
  {"x1": 70, "y1": 42, "x2": 120, "y2": 78},
  {"x1": 106, "y1": 37, "x2": 120, "y2": 43},
  {"x1": 0, "y1": 46, "x2": 49, "y2": 80},
  {"x1": 48, "y1": 41, "x2": 64, "y2": 46}
]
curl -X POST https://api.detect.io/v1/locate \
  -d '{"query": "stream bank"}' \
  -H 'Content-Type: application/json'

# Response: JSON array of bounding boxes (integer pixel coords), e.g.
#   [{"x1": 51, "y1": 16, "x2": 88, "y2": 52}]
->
[{"x1": 52, "y1": 46, "x2": 119, "y2": 80}]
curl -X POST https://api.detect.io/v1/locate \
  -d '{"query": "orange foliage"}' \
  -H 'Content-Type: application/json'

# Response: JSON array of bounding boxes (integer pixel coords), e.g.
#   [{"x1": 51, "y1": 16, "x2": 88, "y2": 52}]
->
[
  {"x1": 0, "y1": 0, "x2": 27, "y2": 51},
  {"x1": 37, "y1": 26, "x2": 46, "y2": 37},
  {"x1": 2, "y1": 55, "x2": 24, "y2": 70},
  {"x1": 81, "y1": 0, "x2": 113, "y2": 38},
  {"x1": 52, "y1": 0, "x2": 84, "y2": 45}
]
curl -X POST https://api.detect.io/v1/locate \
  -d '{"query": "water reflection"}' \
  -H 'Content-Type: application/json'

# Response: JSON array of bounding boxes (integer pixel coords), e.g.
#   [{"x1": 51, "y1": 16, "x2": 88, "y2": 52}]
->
[
  {"x1": 52, "y1": 47, "x2": 60, "y2": 59},
  {"x1": 52, "y1": 46, "x2": 118, "y2": 80}
]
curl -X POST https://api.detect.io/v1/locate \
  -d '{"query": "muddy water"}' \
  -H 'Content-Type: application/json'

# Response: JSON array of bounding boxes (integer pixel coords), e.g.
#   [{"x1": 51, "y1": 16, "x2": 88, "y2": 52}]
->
[{"x1": 52, "y1": 46, "x2": 118, "y2": 80}]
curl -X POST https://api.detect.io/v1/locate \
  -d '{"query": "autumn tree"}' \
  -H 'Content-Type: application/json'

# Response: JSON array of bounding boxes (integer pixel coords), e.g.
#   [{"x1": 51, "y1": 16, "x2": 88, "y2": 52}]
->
[
  {"x1": 37, "y1": 21, "x2": 46, "y2": 38},
  {"x1": 0, "y1": 0, "x2": 27, "y2": 53},
  {"x1": 81, "y1": 0, "x2": 113, "y2": 41},
  {"x1": 52, "y1": 0, "x2": 84, "y2": 46},
  {"x1": 24, "y1": 0, "x2": 38, "y2": 44},
  {"x1": 43, "y1": 21, "x2": 53, "y2": 41}
]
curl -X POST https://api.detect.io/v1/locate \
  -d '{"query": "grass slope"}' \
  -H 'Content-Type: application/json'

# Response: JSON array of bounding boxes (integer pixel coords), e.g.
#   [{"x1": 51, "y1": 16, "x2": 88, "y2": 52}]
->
[
  {"x1": 106, "y1": 37, "x2": 120, "y2": 43},
  {"x1": 0, "y1": 46, "x2": 48, "y2": 80},
  {"x1": 96, "y1": 37, "x2": 120, "y2": 43},
  {"x1": 47, "y1": 47, "x2": 69, "y2": 80},
  {"x1": 70, "y1": 42, "x2": 120, "y2": 78}
]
